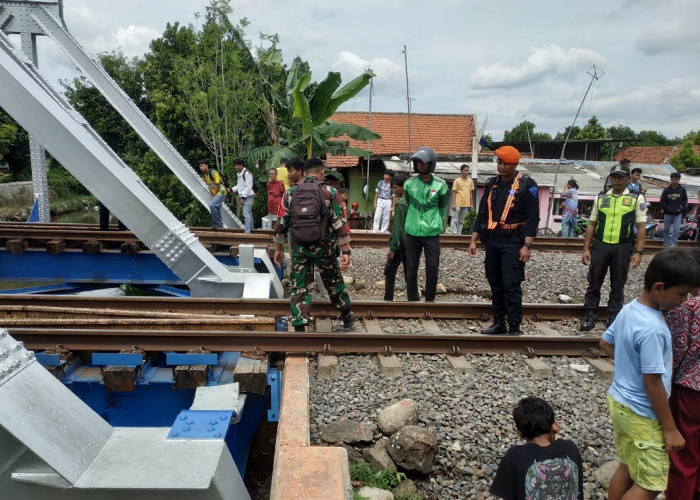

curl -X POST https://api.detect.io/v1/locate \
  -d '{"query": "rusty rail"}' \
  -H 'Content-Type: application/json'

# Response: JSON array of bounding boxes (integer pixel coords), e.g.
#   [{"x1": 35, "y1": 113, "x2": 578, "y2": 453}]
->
[
  {"x1": 0, "y1": 295, "x2": 598, "y2": 320},
  {"x1": 0, "y1": 222, "x2": 685, "y2": 252},
  {"x1": 7, "y1": 328, "x2": 602, "y2": 357}
]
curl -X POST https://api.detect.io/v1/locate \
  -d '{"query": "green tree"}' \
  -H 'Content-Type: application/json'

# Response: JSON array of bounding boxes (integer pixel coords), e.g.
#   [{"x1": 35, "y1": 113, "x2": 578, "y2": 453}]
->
[
  {"x1": 575, "y1": 116, "x2": 608, "y2": 140},
  {"x1": 503, "y1": 120, "x2": 551, "y2": 142},
  {"x1": 670, "y1": 141, "x2": 700, "y2": 171},
  {"x1": 0, "y1": 109, "x2": 28, "y2": 180},
  {"x1": 0, "y1": 122, "x2": 17, "y2": 162},
  {"x1": 636, "y1": 130, "x2": 671, "y2": 146},
  {"x1": 554, "y1": 125, "x2": 581, "y2": 141}
]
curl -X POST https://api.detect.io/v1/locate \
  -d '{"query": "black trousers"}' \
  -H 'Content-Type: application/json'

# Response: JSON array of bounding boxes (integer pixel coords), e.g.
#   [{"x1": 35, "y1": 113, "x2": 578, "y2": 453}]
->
[
  {"x1": 404, "y1": 234, "x2": 440, "y2": 301},
  {"x1": 583, "y1": 241, "x2": 633, "y2": 315},
  {"x1": 484, "y1": 234, "x2": 525, "y2": 324},
  {"x1": 384, "y1": 245, "x2": 407, "y2": 301}
]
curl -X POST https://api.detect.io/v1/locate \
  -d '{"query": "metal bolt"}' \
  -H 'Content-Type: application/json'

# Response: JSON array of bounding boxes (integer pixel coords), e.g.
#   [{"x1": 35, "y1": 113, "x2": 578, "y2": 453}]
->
[
  {"x1": 186, "y1": 420, "x2": 193, "y2": 425},
  {"x1": 182, "y1": 427, "x2": 190, "y2": 432},
  {"x1": 0, "y1": 331, "x2": 6, "y2": 339},
  {"x1": 209, "y1": 420, "x2": 218, "y2": 425},
  {"x1": 24, "y1": 351, "x2": 34, "y2": 360},
  {"x1": 214, "y1": 432, "x2": 222, "y2": 437},
  {"x1": 219, "y1": 415, "x2": 228, "y2": 420},
  {"x1": 207, "y1": 427, "x2": 214, "y2": 432},
  {"x1": 179, "y1": 415, "x2": 187, "y2": 420},
  {"x1": 13, "y1": 342, "x2": 23, "y2": 351}
]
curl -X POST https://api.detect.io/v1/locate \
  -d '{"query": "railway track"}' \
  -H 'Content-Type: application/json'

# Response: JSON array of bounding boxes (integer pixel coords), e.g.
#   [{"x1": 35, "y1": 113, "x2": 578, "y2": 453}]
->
[
  {"x1": 0, "y1": 222, "x2": 686, "y2": 252},
  {"x1": 0, "y1": 295, "x2": 605, "y2": 356}
]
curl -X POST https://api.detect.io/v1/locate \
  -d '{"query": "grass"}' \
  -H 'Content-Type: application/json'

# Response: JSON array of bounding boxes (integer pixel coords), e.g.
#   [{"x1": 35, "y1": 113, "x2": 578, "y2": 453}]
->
[{"x1": 350, "y1": 461, "x2": 421, "y2": 499}]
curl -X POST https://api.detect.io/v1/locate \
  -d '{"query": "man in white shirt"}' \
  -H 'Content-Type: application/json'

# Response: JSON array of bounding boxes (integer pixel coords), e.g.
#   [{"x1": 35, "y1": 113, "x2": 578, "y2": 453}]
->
[{"x1": 233, "y1": 158, "x2": 255, "y2": 233}]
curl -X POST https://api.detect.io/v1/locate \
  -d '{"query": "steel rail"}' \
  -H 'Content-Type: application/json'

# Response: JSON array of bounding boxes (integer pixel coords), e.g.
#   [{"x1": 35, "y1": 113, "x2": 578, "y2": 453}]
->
[
  {"x1": 7, "y1": 328, "x2": 603, "y2": 357},
  {"x1": 0, "y1": 295, "x2": 594, "y2": 320},
  {"x1": 0, "y1": 222, "x2": 683, "y2": 251}
]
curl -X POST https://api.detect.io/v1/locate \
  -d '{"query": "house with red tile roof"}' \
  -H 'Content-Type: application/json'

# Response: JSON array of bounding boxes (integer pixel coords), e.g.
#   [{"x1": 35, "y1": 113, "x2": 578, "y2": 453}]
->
[
  {"x1": 325, "y1": 112, "x2": 477, "y2": 167},
  {"x1": 614, "y1": 145, "x2": 700, "y2": 165}
]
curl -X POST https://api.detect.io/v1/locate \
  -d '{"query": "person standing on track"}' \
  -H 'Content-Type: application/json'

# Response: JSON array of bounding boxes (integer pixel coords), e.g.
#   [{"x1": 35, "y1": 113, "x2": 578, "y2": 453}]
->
[
  {"x1": 580, "y1": 163, "x2": 646, "y2": 331},
  {"x1": 403, "y1": 147, "x2": 449, "y2": 302},
  {"x1": 468, "y1": 145, "x2": 539, "y2": 336}
]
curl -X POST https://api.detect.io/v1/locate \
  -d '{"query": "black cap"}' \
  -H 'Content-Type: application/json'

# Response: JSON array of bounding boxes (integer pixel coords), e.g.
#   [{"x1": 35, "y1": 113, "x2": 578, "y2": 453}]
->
[{"x1": 609, "y1": 164, "x2": 630, "y2": 177}]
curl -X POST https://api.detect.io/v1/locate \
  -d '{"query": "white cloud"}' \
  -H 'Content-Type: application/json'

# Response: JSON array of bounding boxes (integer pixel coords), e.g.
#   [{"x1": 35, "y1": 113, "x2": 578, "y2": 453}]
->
[
  {"x1": 469, "y1": 45, "x2": 607, "y2": 89},
  {"x1": 635, "y1": 20, "x2": 700, "y2": 55},
  {"x1": 90, "y1": 25, "x2": 160, "y2": 58}
]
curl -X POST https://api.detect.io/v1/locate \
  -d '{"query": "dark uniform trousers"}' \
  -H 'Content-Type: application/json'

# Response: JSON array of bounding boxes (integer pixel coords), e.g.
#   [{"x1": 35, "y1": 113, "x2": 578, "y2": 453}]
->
[
  {"x1": 404, "y1": 234, "x2": 440, "y2": 302},
  {"x1": 383, "y1": 245, "x2": 407, "y2": 301},
  {"x1": 484, "y1": 233, "x2": 526, "y2": 324},
  {"x1": 583, "y1": 240, "x2": 633, "y2": 315}
]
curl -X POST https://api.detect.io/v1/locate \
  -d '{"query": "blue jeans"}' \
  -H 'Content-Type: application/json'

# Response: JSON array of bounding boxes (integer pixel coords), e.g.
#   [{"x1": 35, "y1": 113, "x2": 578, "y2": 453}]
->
[
  {"x1": 209, "y1": 194, "x2": 225, "y2": 228},
  {"x1": 560, "y1": 213, "x2": 576, "y2": 238},
  {"x1": 242, "y1": 196, "x2": 254, "y2": 233},
  {"x1": 663, "y1": 213, "x2": 681, "y2": 247}
]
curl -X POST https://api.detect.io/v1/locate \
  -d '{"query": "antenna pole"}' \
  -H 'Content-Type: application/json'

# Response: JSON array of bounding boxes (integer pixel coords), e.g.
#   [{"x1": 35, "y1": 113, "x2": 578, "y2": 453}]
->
[{"x1": 402, "y1": 44, "x2": 412, "y2": 154}]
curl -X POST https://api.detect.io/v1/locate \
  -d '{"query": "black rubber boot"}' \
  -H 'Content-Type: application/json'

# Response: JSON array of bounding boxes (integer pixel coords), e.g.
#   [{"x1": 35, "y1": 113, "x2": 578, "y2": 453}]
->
[
  {"x1": 294, "y1": 324, "x2": 305, "y2": 332},
  {"x1": 580, "y1": 310, "x2": 597, "y2": 332},
  {"x1": 508, "y1": 322, "x2": 522, "y2": 336},
  {"x1": 342, "y1": 311, "x2": 357, "y2": 329},
  {"x1": 482, "y1": 318, "x2": 506, "y2": 335}
]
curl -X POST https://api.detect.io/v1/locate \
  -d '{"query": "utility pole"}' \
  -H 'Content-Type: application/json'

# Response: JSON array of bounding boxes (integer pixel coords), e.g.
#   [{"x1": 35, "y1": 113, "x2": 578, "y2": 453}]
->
[
  {"x1": 522, "y1": 115, "x2": 534, "y2": 158},
  {"x1": 547, "y1": 65, "x2": 604, "y2": 230},
  {"x1": 402, "y1": 44, "x2": 412, "y2": 154}
]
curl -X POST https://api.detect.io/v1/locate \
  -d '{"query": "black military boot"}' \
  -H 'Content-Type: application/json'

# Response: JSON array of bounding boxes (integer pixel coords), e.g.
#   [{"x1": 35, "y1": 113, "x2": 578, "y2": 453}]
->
[
  {"x1": 580, "y1": 310, "x2": 597, "y2": 332},
  {"x1": 481, "y1": 317, "x2": 506, "y2": 335},
  {"x1": 294, "y1": 324, "x2": 306, "y2": 332},
  {"x1": 606, "y1": 312, "x2": 618, "y2": 328},
  {"x1": 342, "y1": 311, "x2": 357, "y2": 330},
  {"x1": 508, "y1": 322, "x2": 522, "y2": 336}
]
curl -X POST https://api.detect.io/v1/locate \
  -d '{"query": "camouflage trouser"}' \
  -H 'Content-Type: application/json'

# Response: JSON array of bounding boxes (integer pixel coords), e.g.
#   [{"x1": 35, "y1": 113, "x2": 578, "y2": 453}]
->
[{"x1": 290, "y1": 248, "x2": 351, "y2": 327}]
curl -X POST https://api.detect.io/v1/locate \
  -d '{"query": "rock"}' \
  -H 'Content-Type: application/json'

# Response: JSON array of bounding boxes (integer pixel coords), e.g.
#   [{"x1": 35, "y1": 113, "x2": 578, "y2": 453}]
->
[
  {"x1": 558, "y1": 294, "x2": 573, "y2": 303},
  {"x1": 594, "y1": 460, "x2": 619, "y2": 490},
  {"x1": 343, "y1": 276, "x2": 354, "y2": 284},
  {"x1": 450, "y1": 441, "x2": 462, "y2": 452},
  {"x1": 436, "y1": 283, "x2": 447, "y2": 294},
  {"x1": 377, "y1": 399, "x2": 419, "y2": 435},
  {"x1": 476, "y1": 288, "x2": 492, "y2": 300},
  {"x1": 393, "y1": 479, "x2": 418, "y2": 498},
  {"x1": 387, "y1": 425, "x2": 438, "y2": 475},
  {"x1": 342, "y1": 444, "x2": 364, "y2": 466},
  {"x1": 354, "y1": 279, "x2": 366, "y2": 290},
  {"x1": 356, "y1": 486, "x2": 393, "y2": 500},
  {"x1": 362, "y1": 438, "x2": 396, "y2": 472},
  {"x1": 375, "y1": 280, "x2": 385, "y2": 288},
  {"x1": 320, "y1": 418, "x2": 376, "y2": 444}
]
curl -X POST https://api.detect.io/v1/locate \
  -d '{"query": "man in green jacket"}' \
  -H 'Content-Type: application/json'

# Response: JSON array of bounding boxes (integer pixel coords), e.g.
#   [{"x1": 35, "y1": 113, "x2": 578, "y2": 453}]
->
[
  {"x1": 404, "y1": 147, "x2": 449, "y2": 301},
  {"x1": 384, "y1": 175, "x2": 408, "y2": 300}
]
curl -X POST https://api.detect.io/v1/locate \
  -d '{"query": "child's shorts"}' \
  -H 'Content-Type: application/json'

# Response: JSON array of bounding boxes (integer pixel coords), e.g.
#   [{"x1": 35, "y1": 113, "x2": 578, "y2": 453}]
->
[{"x1": 607, "y1": 394, "x2": 669, "y2": 492}]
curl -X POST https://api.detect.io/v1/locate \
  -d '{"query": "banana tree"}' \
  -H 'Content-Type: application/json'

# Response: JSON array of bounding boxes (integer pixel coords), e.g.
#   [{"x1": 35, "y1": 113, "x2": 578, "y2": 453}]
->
[{"x1": 249, "y1": 63, "x2": 379, "y2": 167}]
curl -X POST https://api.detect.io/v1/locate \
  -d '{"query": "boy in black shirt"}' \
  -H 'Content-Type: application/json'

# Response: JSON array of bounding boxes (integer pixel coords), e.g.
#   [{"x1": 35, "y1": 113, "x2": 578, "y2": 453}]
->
[{"x1": 490, "y1": 397, "x2": 583, "y2": 500}]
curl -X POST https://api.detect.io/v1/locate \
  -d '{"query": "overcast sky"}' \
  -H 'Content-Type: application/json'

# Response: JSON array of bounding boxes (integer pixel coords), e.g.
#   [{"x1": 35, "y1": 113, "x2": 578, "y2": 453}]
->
[{"x1": 20, "y1": 0, "x2": 700, "y2": 142}]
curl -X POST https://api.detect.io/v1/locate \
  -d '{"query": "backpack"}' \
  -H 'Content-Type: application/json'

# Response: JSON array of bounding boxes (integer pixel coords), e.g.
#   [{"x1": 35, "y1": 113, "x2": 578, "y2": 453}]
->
[
  {"x1": 245, "y1": 170, "x2": 259, "y2": 194},
  {"x1": 289, "y1": 178, "x2": 329, "y2": 244}
]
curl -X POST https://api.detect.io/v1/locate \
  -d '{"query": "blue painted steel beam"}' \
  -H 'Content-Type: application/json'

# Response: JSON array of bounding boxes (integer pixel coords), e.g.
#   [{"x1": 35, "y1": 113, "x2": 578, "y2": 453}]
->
[{"x1": 0, "y1": 249, "x2": 243, "y2": 284}]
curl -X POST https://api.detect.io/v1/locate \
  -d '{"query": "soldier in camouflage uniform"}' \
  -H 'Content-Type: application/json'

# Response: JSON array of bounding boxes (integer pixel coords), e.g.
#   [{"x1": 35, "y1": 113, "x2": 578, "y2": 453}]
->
[{"x1": 273, "y1": 158, "x2": 356, "y2": 332}]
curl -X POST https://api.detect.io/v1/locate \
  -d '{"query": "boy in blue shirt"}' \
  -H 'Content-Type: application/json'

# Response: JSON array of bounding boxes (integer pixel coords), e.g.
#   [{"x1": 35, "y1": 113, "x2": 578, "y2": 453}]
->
[{"x1": 600, "y1": 248, "x2": 700, "y2": 499}]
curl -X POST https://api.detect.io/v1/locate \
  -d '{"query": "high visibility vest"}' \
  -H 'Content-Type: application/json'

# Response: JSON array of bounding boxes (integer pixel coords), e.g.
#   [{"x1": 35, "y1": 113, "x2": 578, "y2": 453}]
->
[{"x1": 594, "y1": 191, "x2": 639, "y2": 244}]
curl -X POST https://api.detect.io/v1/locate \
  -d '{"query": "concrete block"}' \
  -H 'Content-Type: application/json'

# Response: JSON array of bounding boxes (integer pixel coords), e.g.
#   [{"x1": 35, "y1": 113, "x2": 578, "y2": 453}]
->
[
  {"x1": 317, "y1": 354, "x2": 339, "y2": 379},
  {"x1": 524, "y1": 358, "x2": 552, "y2": 378},
  {"x1": 315, "y1": 317, "x2": 332, "y2": 333},
  {"x1": 377, "y1": 354, "x2": 402, "y2": 377},
  {"x1": 420, "y1": 319, "x2": 442, "y2": 335},
  {"x1": 585, "y1": 357, "x2": 615, "y2": 382},
  {"x1": 363, "y1": 319, "x2": 382, "y2": 334},
  {"x1": 446, "y1": 356, "x2": 474, "y2": 376},
  {"x1": 532, "y1": 322, "x2": 561, "y2": 336}
]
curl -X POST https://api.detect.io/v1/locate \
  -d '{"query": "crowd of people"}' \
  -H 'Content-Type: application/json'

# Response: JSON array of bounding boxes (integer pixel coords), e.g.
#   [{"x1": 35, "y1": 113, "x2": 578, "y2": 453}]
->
[{"x1": 196, "y1": 149, "x2": 700, "y2": 498}]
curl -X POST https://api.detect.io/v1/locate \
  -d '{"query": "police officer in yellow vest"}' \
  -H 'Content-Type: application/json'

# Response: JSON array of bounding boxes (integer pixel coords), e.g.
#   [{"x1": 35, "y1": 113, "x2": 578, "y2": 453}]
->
[{"x1": 580, "y1": 163, "x2": 646, "y2": 331}]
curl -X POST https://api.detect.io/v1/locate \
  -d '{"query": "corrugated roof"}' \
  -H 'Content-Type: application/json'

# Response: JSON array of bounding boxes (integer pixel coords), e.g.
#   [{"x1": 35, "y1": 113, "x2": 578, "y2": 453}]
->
[{"x1": 382, "y1": 158, "x2": 698, "y2": 199}]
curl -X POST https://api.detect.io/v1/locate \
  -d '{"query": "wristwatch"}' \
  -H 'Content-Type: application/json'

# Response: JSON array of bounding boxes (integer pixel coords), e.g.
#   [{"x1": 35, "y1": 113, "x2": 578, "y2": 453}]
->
[
  {"x1": 632, "y1": 249, "x2": 645, "y2": 255},
  {"x1": 341, "y1": 250, "x2": 352, "y2": 256},
  {"x1": 523, "y1": 243, "x2": 533, "y2": 249}
]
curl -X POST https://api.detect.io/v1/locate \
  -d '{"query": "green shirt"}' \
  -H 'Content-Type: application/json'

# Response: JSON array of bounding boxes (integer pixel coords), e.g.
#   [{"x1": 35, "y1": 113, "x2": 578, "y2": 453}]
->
[
  {"x1": 403, "y1": 174, "x2": 449, "y2": 237},
  {"x1": 389, "y1": 196, "x2": 408, "y2": 252}
]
